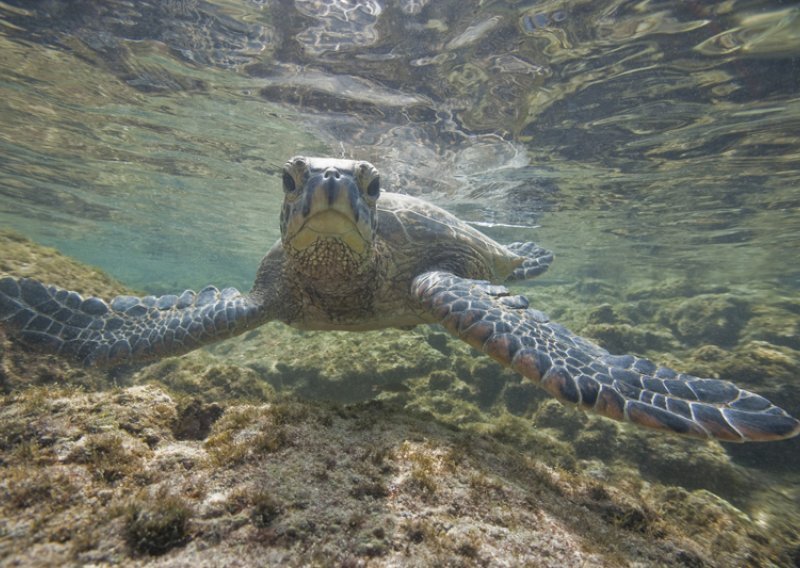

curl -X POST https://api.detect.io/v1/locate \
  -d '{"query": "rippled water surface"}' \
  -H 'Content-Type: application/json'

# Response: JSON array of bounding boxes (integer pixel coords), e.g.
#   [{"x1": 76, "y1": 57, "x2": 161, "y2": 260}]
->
[{"x1": 1, "y1": 0, "x2": 797, "y2": 293}]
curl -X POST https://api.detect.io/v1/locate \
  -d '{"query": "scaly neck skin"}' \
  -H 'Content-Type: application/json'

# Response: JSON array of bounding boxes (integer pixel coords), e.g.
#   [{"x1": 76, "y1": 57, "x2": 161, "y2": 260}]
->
[
  {"x1": 286, "y1": 236, "x2": 379, "y2": 297},
  {"x1": 250, "y1": 239, "x2": 380, "y2": 326},
  {"x1": 283, "y1": 239, "x2": 389, "y2": 327}
]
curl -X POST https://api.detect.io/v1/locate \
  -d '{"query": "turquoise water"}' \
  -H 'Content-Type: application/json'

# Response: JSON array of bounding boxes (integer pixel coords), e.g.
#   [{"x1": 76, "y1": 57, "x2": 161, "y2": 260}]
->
[{"x1": 2, "y1": 0, "x2": 800, "y2": 493}]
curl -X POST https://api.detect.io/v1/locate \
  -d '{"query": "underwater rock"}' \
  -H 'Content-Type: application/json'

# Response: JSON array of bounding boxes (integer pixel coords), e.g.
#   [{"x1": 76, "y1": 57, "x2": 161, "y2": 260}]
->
[
  {"x1": 173, "y1": 399, "x2": 224, "y2": 441},
  {"x1": 742, "y1": 304, "x2": 800, "y2": 350},
  {"x1": 470, "y1": 358, "x2": 510, "y2": 408},
  {"x1": 645, "y1": 486, "x2": 788, "y2": 568},
  {"x1": 427, "y1": 370, "x2": 456, "y2": 391},
  {"x1": 533, "y1": 398, "x2": 587, "y2": 438},
  {"x1": 211, "y1": 324, "x2": 449, "y2": 404},
  {"x1": 626, "y1": 278, "x2": 728, "y2": 301},
  {"x1": 663, "y1": 293, "x2": 750, "y2": 347},
  {"x1": 123, "y1": 489, "x2": 192, "y2": 555},
  {"x1": 502, "y1": 382, "x2": 541, "y2": 415},
  {"x1": 5, "y1": 383, "x2": 766, "y2": 566},
  {"x1": 424, "y1": 330, "x2": 453, "y2": 355},
  {"x1": 0, "y1": 326, "x2": 95, "y2": 393},
  {"x1": 573, "y1": 419, "x2": 621, "y2": 462},
  {"x1": 586, "y1": 303, "x2": 623, "y2": 324},
  {"x1": 137, "y1": 353, "x2": 276, "y2": 405},
  {"x1": 2, "y1": 223, "x2": 799, "y2": 566},
  {"x1": 530, "y1": 399, "x2": 753, "y2": 500},
  {"x1": 632, "y1": 435, "x2": 749, "y2": 498},
  {"x1": 583, "y1": 322, "x2": 676, "y2": 354}
]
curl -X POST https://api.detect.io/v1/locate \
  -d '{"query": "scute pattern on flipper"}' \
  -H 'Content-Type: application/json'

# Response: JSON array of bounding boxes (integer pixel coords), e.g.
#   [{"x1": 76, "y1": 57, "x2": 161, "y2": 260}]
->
[
  {"x1": 505, "y1": 241, "x2": 554, "y2": 281},
  {"x1": 0, "y1": 277, "x2": 264, "y2": 367},
  {"x1": 412, "y1": 271, "x2": 800, "y2": 442}
]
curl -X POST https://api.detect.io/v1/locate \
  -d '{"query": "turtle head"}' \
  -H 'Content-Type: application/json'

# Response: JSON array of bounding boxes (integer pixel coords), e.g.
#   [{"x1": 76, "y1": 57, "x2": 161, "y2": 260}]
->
[{"x1": 280, "y1": 156, "x2": 380, "y2": 280}]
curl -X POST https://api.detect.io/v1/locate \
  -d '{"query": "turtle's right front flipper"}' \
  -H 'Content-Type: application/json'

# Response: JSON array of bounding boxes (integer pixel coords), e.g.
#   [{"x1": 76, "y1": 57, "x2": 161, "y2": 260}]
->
[
  {"x1": 0, "y1": 276, "x2": 266, "y2": 367},
  {"x1": 413, "y1": 271, "x2": 800, "y2": 442}
]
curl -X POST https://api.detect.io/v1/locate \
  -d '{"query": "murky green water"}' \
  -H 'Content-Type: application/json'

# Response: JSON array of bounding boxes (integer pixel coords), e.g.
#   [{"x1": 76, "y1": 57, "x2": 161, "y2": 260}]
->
[{"x1": 2, "y1": 1, "x2": 800, "y2": 562}]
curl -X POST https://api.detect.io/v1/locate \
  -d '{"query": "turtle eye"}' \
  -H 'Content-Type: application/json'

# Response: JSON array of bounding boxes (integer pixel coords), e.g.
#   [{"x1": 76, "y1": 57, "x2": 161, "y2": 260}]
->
[
  {"x1": 366, "y1": 176, "x2": 380, "y2": 199},
  {"x1": 282, "y1": 171, "x2": 296, "y2": 193}
]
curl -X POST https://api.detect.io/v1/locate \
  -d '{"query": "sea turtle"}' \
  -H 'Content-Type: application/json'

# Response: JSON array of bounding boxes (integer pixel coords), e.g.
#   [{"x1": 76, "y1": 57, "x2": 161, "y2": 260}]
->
[{"x1": 1, "y1": 156, "x2": 798, "y2": 442}]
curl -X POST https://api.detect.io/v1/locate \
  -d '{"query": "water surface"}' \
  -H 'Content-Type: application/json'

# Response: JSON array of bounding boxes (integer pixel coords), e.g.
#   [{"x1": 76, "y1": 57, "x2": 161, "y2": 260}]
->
[{"x1": 2, "y1": 0, "x2": 798, "y2": 292}]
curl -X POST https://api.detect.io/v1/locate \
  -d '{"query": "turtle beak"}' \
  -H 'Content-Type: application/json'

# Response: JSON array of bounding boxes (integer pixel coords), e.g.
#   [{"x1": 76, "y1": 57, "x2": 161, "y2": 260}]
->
[{"x1": 282, "y1": 165, "x2": 374, "y2": 255}]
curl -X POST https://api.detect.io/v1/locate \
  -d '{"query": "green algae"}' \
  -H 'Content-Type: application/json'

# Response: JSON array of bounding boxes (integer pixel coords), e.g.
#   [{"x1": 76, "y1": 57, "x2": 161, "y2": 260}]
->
[
  {"x1": 248, "y1": 489, "x2": 283, "y2": 528},
  {"x1": 0, "y1": 380, "x2": 796, "y2": 566},
  {"x1": 138, "y1": 353, "x2": 276, "y2": 405},
  {"x1": 123, "y1": 490, "x2": 192, "y2": 556},
  {"x1": 67, "y1": 432, "x2": 145, "y2": 484},
  {"x1": 665, "y1": 293, "x2": 751, "y2": 347},
  {"x1": 0, "y1": 222, "x2": 799, "y2": 566}
]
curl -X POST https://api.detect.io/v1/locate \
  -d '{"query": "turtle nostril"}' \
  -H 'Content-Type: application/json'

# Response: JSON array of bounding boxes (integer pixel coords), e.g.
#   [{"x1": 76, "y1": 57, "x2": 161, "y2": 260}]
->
[{"x1": 323, "y1": 167, "x2": 341, "y2": 179}]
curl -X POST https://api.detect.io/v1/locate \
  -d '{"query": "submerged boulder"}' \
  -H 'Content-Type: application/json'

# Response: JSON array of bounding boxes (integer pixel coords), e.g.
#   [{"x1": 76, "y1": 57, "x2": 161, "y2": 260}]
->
[{"x1": 663, "y1": 293, "x2": 750, "y2": 347}]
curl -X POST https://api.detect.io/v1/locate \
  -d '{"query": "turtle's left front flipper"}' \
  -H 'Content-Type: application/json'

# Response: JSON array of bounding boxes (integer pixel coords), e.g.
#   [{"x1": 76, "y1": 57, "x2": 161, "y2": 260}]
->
[
  {"x1": 0, "y1": 276, "x2": 266, "y2": 367},
  {"x1": 412, "y1": 271, "x2": 800, "y2": 442}
]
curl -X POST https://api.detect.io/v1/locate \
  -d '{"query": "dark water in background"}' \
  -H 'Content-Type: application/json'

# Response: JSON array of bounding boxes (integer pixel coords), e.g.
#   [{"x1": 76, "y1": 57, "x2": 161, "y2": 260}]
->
[{"x1": 2, "y1": 0, "x2": 800, "y2": 435}]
